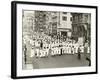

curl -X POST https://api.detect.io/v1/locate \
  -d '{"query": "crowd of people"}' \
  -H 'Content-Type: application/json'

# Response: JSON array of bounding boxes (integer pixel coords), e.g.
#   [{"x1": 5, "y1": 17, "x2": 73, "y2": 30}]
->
[{"x1": 23, "y1": 33, "x2": 90, "y2": 59}]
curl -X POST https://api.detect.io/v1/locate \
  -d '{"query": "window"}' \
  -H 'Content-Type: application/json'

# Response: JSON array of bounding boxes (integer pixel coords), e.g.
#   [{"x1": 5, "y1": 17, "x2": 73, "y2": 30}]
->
[
  {"x1": 85, "y1": 15, "x2": 88, "y2": 18},
  {"x1": 84, "y1": 15, "x2": 88, "y2": 22},
  {"x1": 52, "y1": 16, "x2": 57, "y2": 19},
  {"x1": 70, "y1": 17, "x2": 72, "y2": 21},
  {"x1": 63, "y1": 12, "x2": 67, "y2": 14},
  {"x1": 52, "y1": 22, "x2": 57, "y2": 26},
  {"x1": 62, "y1": 16, "x2": 67, "y2": 21},
  {"x1": 43, "y1": 14, "x2": 46, "y2": 17}
]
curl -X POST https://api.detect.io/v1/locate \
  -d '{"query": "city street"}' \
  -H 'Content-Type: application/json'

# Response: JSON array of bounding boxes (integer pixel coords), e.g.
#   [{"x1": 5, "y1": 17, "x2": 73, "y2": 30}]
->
[
  {"x1": 22, "y1": 11, "x2": 91, "y2": 70},
  {"x1": 24, "y1": 53, "x2": 90, "y2": 69}
]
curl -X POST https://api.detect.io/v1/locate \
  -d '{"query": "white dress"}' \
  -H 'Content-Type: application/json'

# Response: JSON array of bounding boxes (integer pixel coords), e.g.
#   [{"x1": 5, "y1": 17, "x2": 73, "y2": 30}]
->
[
  {"x1": 62, "y1": 46, "x2": 65, "y2": 54},
  {"x1": 80, "y1": 46, "x2": 84, "y2": 53},
  {"x1": 51, "y1": 47, "x2": 55, "y2": 56},
  {"x1": 35, "y1": 48, "x2": 40, "y2": 57},
  {"x1": 39, "y1": 49, "x2": 44, "y2": 57},
  {"x1": 67, "y1": 46, "x2": 69, "y2": 54},
  {"x1": 45, "y1": 48, "x2": 49, "y2": 56},
  {"x1": 54, "y1": 47, "x2": 57, "y2": 55},
  {"x1": 71, "y1": 47, "x2": 75, "y2": 54},
  {"x1": 87, "y1": 47, "x2": 90, "y2": 53},
  {"x1": 68, "y1": 46, "x2": 71, "y2": 54},
  {"x1": 75, "y1": 43, "x2": 79, "y2": 53},
  {"x1": 30, "y1": 48, "x2": 35, "y2": 57},
  {"x1": 58, "y1": 47, "x2": 61, "y2": 55},
  {"x1": 55, "y1": 47, "x2": 60, "y2": 55},
  {"x1": 35, "y1": 41, "x2": 38, "y2": 47},
  {"x1": 65, "y1": 46, "x2": 68, "y2": 54}
]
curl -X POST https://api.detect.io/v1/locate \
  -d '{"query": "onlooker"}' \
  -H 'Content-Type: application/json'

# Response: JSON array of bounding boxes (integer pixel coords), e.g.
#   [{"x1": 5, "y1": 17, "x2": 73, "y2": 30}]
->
[{"x1": 77, "y1": 46, "x2": 81, "y2": 60}]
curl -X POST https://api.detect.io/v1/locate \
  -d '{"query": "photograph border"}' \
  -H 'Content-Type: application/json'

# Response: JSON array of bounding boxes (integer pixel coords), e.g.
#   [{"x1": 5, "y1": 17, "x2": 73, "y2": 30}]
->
[{"x1": 11, "y1": 1, "x2": 98, "y2": 79}]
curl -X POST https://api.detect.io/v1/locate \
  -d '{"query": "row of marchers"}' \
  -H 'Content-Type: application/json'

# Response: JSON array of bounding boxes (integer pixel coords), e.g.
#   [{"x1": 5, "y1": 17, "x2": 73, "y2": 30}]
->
[{"x1": 28, "y1": 42, "x2": 90, "y2": 58}]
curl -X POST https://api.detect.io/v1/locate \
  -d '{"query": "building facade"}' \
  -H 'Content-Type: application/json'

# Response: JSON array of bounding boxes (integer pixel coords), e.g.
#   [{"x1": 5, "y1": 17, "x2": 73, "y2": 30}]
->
[
  {"x1": 71, "y1": 13, "x2": 91, "y2": 43},
  {"x1": 23, "y1": 11, "x2": 73, "y2": 40},
  {"x1": 22, "y1": 10, "x2": 35, "y2": 36},
  {"x1": 34, "y1": 11, "x2": 47, "y2": 33},
  {"x1": 58, "y1": 12, "x2": 72, "y2": 38}
]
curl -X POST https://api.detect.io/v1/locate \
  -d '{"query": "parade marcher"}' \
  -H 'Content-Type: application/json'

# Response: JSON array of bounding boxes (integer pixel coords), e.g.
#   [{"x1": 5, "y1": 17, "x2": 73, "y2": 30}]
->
[
  {"x1": 63, "y1": 42, "x2": 68, "y2": 54},
  {"x1": 51, "y1": 47, "x2": 55, "y2": 56},
  {"x1": 35, "y1": 40, "x2": 38, "y2": 47},
  {"x1": 45, "y1": 47, "x2": 49, "y2": 57},
  {"x1": 74, "y1": 42, "x2": 78, "y2": 53},
  {"x1": 40, "y1": 40, "x2": 43, "y2": 49},
  {"x1": 39, "y1": 49, "x2": 42, "y2": 57},
  {"x1": 54, "y1": 46, "x2": 58, "y2": 55},
  {"x1": 24, "y1": 44, "x2": 27, "y2": 64},
  {"x1": 40, "y1": 49, "x2": 45, "y2": 57},
  {"x1": 71, "y1": 46, "x2": 75, "y2": 54},
  {"x1": 60, "y1": 47, "x2": 63, "y2": 55},
  {"x1": 50, "y1": 41, "x2": 54, "y2": 56},
  {"x1": 68, "y1": 45, "x2": 71, "y2": 54},
  {"x1": 67, "y1": 45, "x2": 69, "y2": 54},
  {"x1": 30, "y1": 47, "x2": 35, "y2": 57},
  {"x1": 77, "y1": 45, "x2": 81, "y2": 60},
  {"x1": 84, "y1": 42, "x2": 91, "y2": 66},
  {"x1": 66, "y1": 45, "x2": 68, "y2": 54},
  {"x1": 80, "y1": 45, "x2": 84, "y2": 53},
  {"x1": 84, "y1": 42, "x2": 88, "y2": 59},
  {"x1": 58, "y1": 47, "x2": 61, "y2": 55},
  {"x1": 35, "y1": 48, "x2": 40, "y2": 58},
  {"x1": 62, "y1": 46, "x2": 65, "y2": 55}
]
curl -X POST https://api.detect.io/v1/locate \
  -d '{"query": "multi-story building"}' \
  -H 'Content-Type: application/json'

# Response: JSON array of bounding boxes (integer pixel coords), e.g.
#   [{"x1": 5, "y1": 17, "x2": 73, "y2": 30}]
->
[
  {"x1": 43, "y1": 11, "x2": 59, "y2": 36},
  {"x1": 57, "y1": 12, "x2": 72, "y2": 38},
  {"x1": 46, "y1": 12, "x2": 53, "y2": 36},
  {"x1": 23, "y1": 11, "x2": 73, "y2": 40},
  {"x1": 72, "y1": 13, "x2": 91, "y2": 43},
  {"x1": 45, "y1": 11, "x2": 72, "y2": 39},
  {"x1": 34, "y1": 11, "x2": 47, "y2": 33},
  {"x1": 50, "y1": 12, "x2": 59, "y2": 36},
  {"x1": 22, "y1": 10, "x2": 35, "y2": 36}
]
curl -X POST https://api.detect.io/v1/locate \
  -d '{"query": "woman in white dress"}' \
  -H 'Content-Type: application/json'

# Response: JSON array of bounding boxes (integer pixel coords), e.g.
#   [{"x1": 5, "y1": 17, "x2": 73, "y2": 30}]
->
[
  {"x1": 65, "y1": 45, "x2": 68, "y2": 54},
  {"x1": 30, "y1": 47, "x2": 35, "y2": 57},
  {"x1": 68, "y1": 45, "x2": 71, "y2": 54},
  {"x1": 51, "y1": 47, "x2": 55, "y2": 56},
  {"x1": 71, "y1": 46, "x2": 75, "y2": 54},
  {"x1": 51, "y1": 42, "x2": 55, "y2": 56},
  {"x1": 75, "y1": 42, "x2": 79, "y2": 54},
  {"x1": 35, "y1": 48, "x2": 40, "y2": 58},
  {"x1": 39, "y1": 49, "x2": 44, "y2": 57}
]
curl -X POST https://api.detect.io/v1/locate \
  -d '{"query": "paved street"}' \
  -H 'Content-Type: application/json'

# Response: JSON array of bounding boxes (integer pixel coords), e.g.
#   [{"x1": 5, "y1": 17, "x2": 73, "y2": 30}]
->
[{"x1": 23, "y1": 53, "x2": 90, "y2": 70}]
